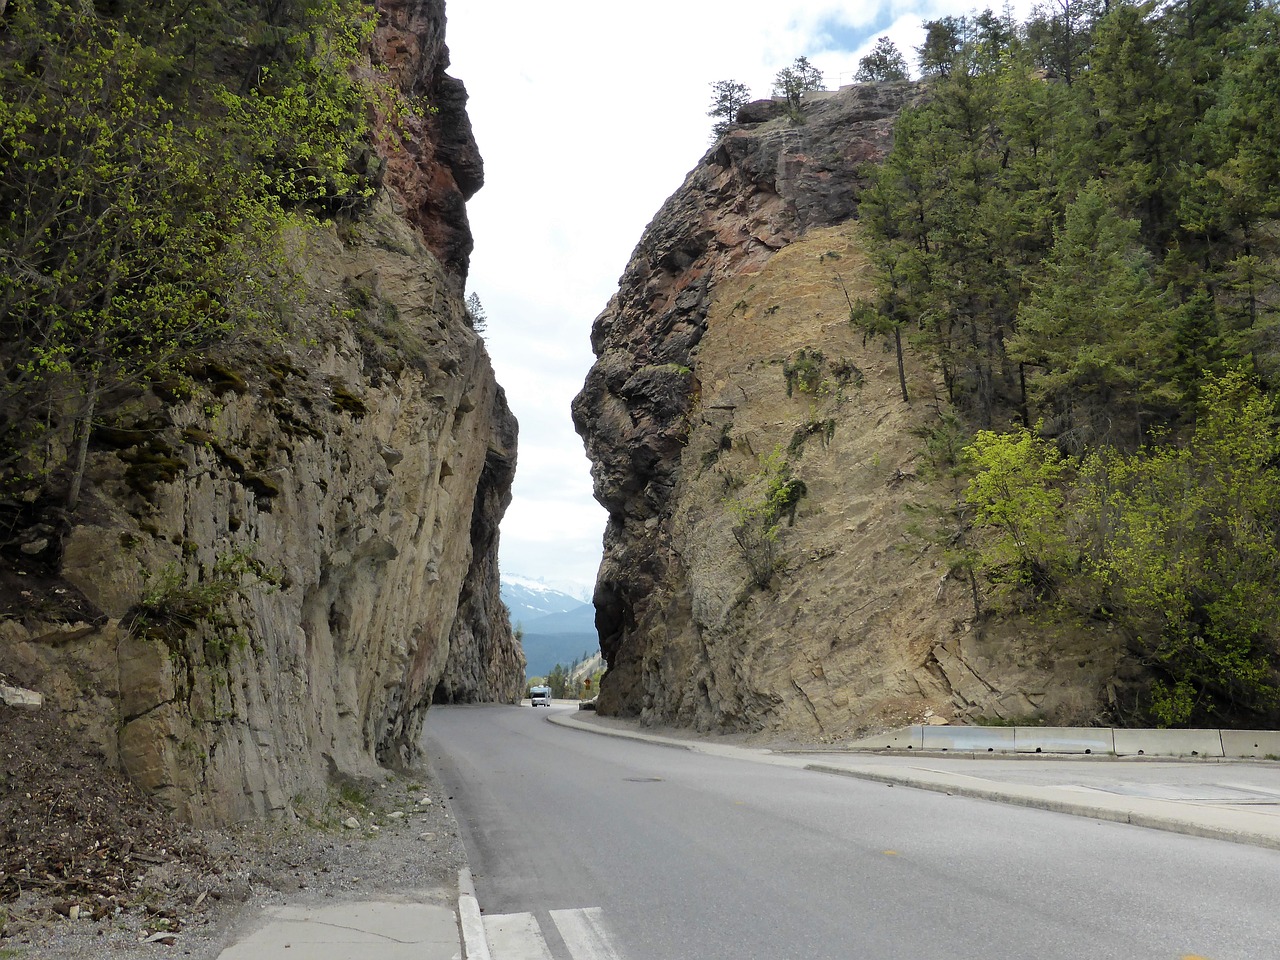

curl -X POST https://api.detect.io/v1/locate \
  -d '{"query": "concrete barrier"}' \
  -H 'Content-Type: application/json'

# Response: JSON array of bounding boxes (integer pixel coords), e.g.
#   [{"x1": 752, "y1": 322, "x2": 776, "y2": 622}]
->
[
  {"x1": 843, "y1": 725, "x2": 1276, "y2": 758},
  {"x1": 1221, "y1": 730, "x2": 1280, "y2": 759},
  {"x1": 1113, "y1": 729, "x2": 1225, "y2": 758},
  {"x1": 846, "y1": 726, "x2": 924, "y2": 750},
  {"x1": 922, "y1": 726, "x2": 1017, "y2": 752},
  {"x1": 1014, "y1": 727, "x2": 1115, "y2": 755}
]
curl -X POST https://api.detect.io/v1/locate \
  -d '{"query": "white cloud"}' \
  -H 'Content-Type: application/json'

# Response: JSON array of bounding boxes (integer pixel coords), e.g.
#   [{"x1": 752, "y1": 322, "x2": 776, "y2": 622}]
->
[{"x1": 445, "y1": 0, "x2": 1033, "y2": 596}]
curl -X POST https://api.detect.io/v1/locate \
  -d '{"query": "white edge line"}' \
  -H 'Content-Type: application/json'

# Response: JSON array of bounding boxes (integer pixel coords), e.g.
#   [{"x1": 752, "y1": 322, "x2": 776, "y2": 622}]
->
[
  {"x1": 550, "y1": 907, "x2": 625, "y2": 960},
  {"x1": 458, "y1": 868, "x2": 492, "y2": 960}
]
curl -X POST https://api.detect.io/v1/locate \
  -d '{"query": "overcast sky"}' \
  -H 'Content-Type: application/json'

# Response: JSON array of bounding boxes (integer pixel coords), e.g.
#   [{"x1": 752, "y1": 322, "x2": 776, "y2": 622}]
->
[{"x1": 444, "y1": 0, "x2": 1027, "y2": 599}]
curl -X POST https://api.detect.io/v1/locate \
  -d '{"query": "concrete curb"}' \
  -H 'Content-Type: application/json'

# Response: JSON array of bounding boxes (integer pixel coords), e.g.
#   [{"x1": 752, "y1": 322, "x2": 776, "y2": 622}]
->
[
  {"x1": 457, "y1": 868, "x2": 491, "y2": 960},
  {"x1": 803, "y1": 763, "x2": 1280, "y2": 852},
  {"x1": 546, "y1": 712, "x2": 694, "y2": 751}
]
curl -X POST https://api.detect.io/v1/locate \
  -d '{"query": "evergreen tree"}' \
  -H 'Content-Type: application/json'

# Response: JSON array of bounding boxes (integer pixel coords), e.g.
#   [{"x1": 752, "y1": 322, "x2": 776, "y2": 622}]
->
[
  {"x1": 706, "y1": 79, "x2": 752, "y2": 140},
  {"x1": 1181, "y1": 5, "x2": 1280, "y2": 380},
  {"x1": 772, "y1": 56, "x2": 825, "y2": 113},
  {"x1": 465, "y1": 292, "x2": 488, "y2": 332},
  {"x1": 1009, "y1": 182, "x2": 1175, "y2": 452},
  {"x1": 917, "y1": 16, "x2": 967, "y2": 77},
  {"x1": 1085, "y1": 1, "x2": 1188, "y2": 245},
  {"x1": 1024, "y1": 0, "x2": 1105, "y2": 84},
  {"x1": 855, "y1": 37, "x2": 910, "y2": 82}
]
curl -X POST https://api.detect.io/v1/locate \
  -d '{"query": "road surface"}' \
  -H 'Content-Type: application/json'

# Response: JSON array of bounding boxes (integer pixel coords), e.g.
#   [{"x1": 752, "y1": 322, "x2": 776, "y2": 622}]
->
[{"x1": 423, "y1": 704, "x2": 1280, "y2": 960}]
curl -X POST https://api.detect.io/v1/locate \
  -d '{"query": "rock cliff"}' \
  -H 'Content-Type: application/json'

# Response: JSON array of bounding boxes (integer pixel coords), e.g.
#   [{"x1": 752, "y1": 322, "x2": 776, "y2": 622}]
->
[
  {"x1": 574, "y1": 85, "x2": 1122, "y2": 739},
  {"x1": 0, "y1": 0, "x2": 523, "y2": 824}
]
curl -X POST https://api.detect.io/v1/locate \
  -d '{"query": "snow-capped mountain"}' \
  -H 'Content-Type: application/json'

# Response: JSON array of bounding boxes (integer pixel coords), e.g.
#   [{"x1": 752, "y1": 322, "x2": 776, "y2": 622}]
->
[
  {"x1": 501, "y1": 575, "x2": 599, "y2": 679},
  {"x1": 500, "y1": 575, "x2": 590, "y2": 625}
]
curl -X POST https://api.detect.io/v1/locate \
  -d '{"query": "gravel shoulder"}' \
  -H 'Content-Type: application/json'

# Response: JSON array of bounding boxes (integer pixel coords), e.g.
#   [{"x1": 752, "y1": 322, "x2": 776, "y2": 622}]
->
[{"x1": 1, "y1": 701, "x2": 467, "y2": 960}]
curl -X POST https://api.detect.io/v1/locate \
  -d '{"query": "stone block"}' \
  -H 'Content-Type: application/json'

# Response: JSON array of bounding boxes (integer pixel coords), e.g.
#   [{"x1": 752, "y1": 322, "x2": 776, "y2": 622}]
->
[{"x1": 0, "y1": 684, "x2": 43, "y2": 708}]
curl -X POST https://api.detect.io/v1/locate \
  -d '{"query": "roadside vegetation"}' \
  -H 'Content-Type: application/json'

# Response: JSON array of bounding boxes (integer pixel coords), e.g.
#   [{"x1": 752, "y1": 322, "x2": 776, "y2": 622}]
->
[
  {"x1": 0, "y1": 0, "x2": 397, "y2": 508},
  {"x1": 854, "y1": 0, "x2": 1280, "y2": 728}
]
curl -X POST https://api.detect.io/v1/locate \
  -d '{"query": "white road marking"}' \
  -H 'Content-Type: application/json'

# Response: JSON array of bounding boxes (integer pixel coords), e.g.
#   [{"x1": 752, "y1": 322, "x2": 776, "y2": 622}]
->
[
  {"x1": 484, "y1": 912, "x2": 554, "y2": 960},
  {"x1": 550, "y1": 907, "x2": 625, "y2": 960}
]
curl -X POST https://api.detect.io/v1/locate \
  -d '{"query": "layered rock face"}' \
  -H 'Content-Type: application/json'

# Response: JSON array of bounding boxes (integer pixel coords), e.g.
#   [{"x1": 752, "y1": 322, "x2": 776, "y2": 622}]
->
[
  {"x1": 574, "y1": 85, "x2": 1121, "y2": 738},
  {"x1": 0, "y1": 0, "x2": 523, "y2": 824}
]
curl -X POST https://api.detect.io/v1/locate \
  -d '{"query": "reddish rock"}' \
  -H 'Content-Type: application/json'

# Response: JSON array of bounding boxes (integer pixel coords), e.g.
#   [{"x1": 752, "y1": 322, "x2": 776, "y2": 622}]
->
[
  {"x1": 372, "y1": 0, "x2": 483, "y2": 281},
  {"x1": 573, "y1": 82, "x2": 921, "y2": 725}
]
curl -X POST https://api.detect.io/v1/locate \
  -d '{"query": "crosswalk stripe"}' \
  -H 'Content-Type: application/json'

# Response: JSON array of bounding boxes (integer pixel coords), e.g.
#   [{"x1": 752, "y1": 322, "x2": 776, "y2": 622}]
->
[
  {"x1": 549, "y1": 907, "x2": 624, "y2": 960},
  {"x1": 484, "y1": 912, "x2": 553, "y2": 960}
]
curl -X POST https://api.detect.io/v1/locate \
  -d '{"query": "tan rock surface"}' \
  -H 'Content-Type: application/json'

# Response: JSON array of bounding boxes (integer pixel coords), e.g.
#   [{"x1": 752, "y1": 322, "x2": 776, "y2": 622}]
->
[
  {"x1": 575, "y1": 85, "x2": 1123, "y2": 741},
  {"x1": 0, "y1": 0, "x2": 522, "y2": 825}
]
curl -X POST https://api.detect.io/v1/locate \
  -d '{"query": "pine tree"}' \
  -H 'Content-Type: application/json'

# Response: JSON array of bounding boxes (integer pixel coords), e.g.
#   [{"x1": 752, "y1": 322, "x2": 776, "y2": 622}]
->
[
  {"x1": 1009, "y1": 182, "x2": 1175, "y2": 451},
  {"x1": 707, "y1": 80, "x2": 752, "y2": 140},
  {"x1": 772, "y1": 56, "x2": 824, "y2": 113},
  {"x1": 855, "y1": 37, "x2": 910, "y2": 82}
]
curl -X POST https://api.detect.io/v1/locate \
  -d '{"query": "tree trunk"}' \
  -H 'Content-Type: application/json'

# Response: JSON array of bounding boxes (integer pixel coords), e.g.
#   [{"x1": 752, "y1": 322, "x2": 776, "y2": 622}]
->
[
  {"x1": 66, "y1": 369, "x2": 98, "y2": 510},
  {"x1": 894, "y1": 325, "x2": 909, "y2": 402}
]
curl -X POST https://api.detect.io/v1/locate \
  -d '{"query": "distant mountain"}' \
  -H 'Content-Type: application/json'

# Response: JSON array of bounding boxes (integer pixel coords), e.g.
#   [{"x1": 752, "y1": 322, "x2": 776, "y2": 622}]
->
[
  {"x1": 518, "y1": 605, "x2": 599, "y2": 679},
  {"x1": 521, "y1": 604, "x2": 596, "y2": 635},
  {"x1": 521, "y1": 633, "x2": 599, "y2": 681},
  {"x1": 501, "y1": 576, "x2": 600, "y2": 678},
  {"x1": 501, "y1": 576, "x2": 588, "y2": 627}
]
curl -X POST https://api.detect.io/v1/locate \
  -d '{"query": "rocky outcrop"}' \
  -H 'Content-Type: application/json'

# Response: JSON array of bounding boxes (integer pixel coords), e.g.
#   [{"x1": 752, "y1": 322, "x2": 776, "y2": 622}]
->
[
  {"x1": 373, "y1": 0, "x2": 483, "y2": 277},
  {"x1": 0, "y1": 0, "x2": 523, "y2": 824},
  {"x1": 574, "y1": 84, "x2": 1122, "y2": 739}
]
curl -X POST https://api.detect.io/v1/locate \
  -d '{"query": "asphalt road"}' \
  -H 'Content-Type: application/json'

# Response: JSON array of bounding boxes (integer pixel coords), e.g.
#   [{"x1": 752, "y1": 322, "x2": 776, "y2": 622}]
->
[{"x1": 423, "y1": 704, "x2": 1280, "y2": 960}]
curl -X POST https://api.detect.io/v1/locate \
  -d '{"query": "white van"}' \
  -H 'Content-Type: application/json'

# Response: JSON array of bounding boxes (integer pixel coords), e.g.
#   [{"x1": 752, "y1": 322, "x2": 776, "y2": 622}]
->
[{"x1": 529, "y1": 685, "x2": 552, "y2": 707}]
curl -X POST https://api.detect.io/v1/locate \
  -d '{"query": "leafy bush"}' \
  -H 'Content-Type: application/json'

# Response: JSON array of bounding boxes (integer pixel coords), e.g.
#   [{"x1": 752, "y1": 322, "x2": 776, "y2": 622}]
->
[
  {"x1": 725, "y1": 447, "x2": 807, "y2": 589},
  {"x1": 965, "y1": 371, "x2": 1280, "y2": 726},
  {"x1": 0, "y1": 0, "x2": 385, "y2": 505}
]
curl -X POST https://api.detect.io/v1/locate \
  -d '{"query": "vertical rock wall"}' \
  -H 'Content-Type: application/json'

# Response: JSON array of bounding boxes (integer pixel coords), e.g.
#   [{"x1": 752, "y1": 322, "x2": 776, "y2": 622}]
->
[
  {"x1": 574, "y1": 85, "x2": 1123, "y2": 738},
  {"x1": 0, "y1": 0, "x2": 524, "y2": 824}
]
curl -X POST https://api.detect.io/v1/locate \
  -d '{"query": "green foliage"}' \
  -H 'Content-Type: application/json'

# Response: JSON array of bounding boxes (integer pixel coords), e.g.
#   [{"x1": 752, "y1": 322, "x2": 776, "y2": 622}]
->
[
  {"x1": 214, "y1": 38, "x2": 375, "y2": 206},
  {"x1": 1082, "y1": 372, "x2": 1280, "y2": 722},
  {"x1": 965, "y1": 372, "x2": 1280, "y2": 725},
  {"x1": 131, "y1": 547, "x2": 283, "y2": 661},
  {"x1": 0, "y1": 0, "x2": 384, "y2": 504},
  {"x1": 707, "y1": 79, "x2": 752, "y2": 140},
  {"x1": 855, "y1": 37, "x2": 910, "y2": 82},
  {"x1": 725, "y1": 447, "x2": 807, "y2": 588},
  {"x1": 772, "y1": 56, "x2": 824, "y2": 115},
  {"x1": 964, "y1": 423, "x2": 1070, "y2": 594},
  {"x1": 782, "y1": 349, "x2": 825, "y2": 397}
]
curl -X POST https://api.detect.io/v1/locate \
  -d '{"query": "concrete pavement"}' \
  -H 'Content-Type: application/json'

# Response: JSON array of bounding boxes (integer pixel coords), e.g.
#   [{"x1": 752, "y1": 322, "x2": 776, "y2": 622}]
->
[
  {"x1": 549, "y1": 710, "x2": 1280, "y2": 852},
  {"x1": 214, "y1": 873, "x2": 488, "y2": 960},
  {"x1": 215, "y1": 897, "x2": 461, "y2": 960},
  {"x1": 215, "y1": 710, "x2": 1280, "y2": 959}
]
